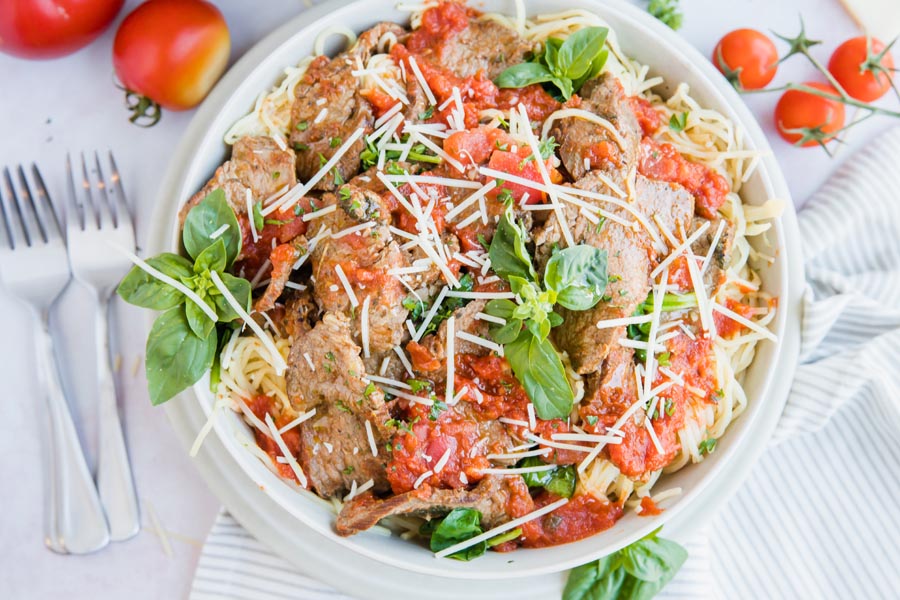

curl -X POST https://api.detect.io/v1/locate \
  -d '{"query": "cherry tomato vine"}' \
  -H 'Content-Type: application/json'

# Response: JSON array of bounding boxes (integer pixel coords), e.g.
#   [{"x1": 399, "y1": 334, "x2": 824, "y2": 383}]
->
[{"x1": 712, "y1": 19, "x2": 899, "y2": 154}]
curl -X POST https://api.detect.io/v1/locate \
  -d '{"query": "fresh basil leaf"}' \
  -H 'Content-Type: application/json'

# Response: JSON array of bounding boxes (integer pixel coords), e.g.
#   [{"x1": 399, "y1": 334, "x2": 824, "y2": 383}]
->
[
  {"x1": 622, "y1": 538, "x2": 688, "y2": 599},
  {"x1": 489, "y1": 208, "x2": 537, "y2": 282},
  {"x1": 557, "y1": 27, "x2": 609, "y2": 80},
  {"x1": 550, "y1": 76, "x2": 574, "y2": 101},
  {"x1": 563, "y1": 561, "x2": 602, "y2": 600},
  {"x1": 145, "y1": 307, "x2": 217, "y2": 405},
  {"x1": 185, "y1": 295, "x2": 216, "y2": 339},
  {"x1": 572, "y1": 48, "x2": 609, "y2": 91},
  {"x1": 486, "y1": 527, "x2": 522, "y2": 548},
  {"x1": 669, "y1": 111, "x2": 689, "y2": 132},
  {"x1": 548, "y1": 311, "x2": 564, "y2": 327},
  {"x1": 517, "y1": 457, "x2": 576, "y2": 498},
  {"x1": 505, "y1": 328, "x2": 573, "y2": 420},
  {"x1": 193, "y1": 238, "x2": 228, "y2": 274},
  {"x1": 252, "y1": 201, "x2": 264, "y2": 233},
  {"x1": 484, "y1": 298, "x2": 517, "y2": 320},
  {"x1": 182, "y1": 189, "x2": 242, "y2": 266},
  {"x1": 563, "y1": 555, "x2": 624, "y2": 600},
  {"x1": 117, "y1": 253, "x2": 193, "y2": 310},
  {"x1": 428, "y1": 508, "x2": 486, "y2": 561},
  {"x1": 210, "y1": 272, "x2": 251, "y2": 323},
  {"x1": 544, "y1": 245, "x2": 609, "y2": 311},
  {"x1": 544, "y1": 38, "x2": 562, "y2": 76},
  {"x1": 495, "y1": 62, "x2": 556, "y2": 89},
  {"x1": 491, "y1": 318, "x2": 523, "y2": 345}
]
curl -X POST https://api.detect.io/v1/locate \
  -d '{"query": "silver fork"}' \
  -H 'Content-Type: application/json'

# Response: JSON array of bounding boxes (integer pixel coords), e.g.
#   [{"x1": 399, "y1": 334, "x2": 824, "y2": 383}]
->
[
  {"x1": 0, "y1": 164, "x2": 109, "y2": 554},
  {"x1": 66, "y1": 152, "x2": 140, "y2": 542}
]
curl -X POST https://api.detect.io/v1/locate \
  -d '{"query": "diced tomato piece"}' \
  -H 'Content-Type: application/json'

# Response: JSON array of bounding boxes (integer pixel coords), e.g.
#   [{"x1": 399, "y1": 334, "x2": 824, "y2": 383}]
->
[{"x1": 486, "y1": 149, "x2": 562, "y2": 204}]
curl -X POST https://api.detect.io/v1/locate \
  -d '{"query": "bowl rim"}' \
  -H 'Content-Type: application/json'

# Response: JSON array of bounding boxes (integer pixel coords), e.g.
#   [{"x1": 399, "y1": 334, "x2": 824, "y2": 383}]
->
[{"x1": 152, "y1": 0, "x2": 805, "y2": 581}]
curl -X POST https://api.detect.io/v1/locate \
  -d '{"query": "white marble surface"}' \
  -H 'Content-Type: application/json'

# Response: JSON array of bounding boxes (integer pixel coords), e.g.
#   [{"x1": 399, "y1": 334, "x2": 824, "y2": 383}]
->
[{"x1": 0, "y1": 1, "x2": 894, "y2": 598}]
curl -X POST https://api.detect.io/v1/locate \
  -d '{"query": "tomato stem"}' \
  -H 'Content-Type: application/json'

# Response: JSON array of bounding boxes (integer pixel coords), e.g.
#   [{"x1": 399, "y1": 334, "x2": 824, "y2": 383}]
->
[{"x1": 123, "y1": 90, "x2": 162, "y2": 127}]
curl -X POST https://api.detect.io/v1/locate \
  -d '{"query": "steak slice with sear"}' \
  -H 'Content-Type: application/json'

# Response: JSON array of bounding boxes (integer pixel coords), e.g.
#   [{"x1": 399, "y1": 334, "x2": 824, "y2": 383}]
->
[
  {"x1": 534, "y1": 172, "x2": 694, "y2": 374},
  {"x1": 335, "y1": 474, "x2": 528, "y2": 536},
  {"x1": 551, "y1": 74, "x2": 642, "y2": 184},
  {"x1": 180, "y1": 135, "x2": 296, "y2": 227}
]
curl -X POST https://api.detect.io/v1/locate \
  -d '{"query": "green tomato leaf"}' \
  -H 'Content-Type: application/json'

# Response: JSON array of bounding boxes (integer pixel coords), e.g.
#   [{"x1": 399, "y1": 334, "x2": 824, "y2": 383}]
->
[
  {"x1": 117, "y1": 253, "x2": 193, "y2": 310},
  {"x1": 428, "y1": 508, "x2": 486, "y2": 561},
  {"x1": 504, "y1": 328, "x2": 573, "y2": 420},
  {"x1": 544, "y1": 245, "x2": 609, "y2": 311},
  {"x1": 557, "y1": 26, "x2": 609, "y2": 80},
  {"x1": 495, "y1": 62, "x2": 556, "y2": 89},
  {"x1": 193, "y1": 238, "x2": 228, "y2": 274},
  {"x1": 145, "y1": 307, "x2": 217, "y2": 406},
  {"x1": 489, "y1": 207, "x2": 537, "y2": 282},
  {"x1": 182, "y1": 189, "x2": 242, "y2": 266},
  {"x1": 210, "y1": 272, "x2": 252, "y2": 323}
]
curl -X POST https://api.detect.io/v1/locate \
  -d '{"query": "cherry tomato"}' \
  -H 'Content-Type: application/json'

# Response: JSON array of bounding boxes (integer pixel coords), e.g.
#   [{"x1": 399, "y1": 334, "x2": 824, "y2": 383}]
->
[
  {"x1": 712, "y1": 29, "x2": 779, "y2": 90},
  {"x1": 113, "y1": 0, "x2": 230, "y2": 112},
  {"x1": 0, "y1": 0, "x2": 123, "y2": 59},
  {"x1": 828, "y1": 36, "x2": 895, "y2": 102},
  {"x1": 774, "y1": 82, "x2": 846, "y2": 147}
]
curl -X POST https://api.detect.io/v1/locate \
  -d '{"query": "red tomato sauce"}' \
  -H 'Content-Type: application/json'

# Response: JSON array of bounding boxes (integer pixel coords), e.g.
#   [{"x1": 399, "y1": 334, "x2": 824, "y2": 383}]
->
[
  {"x1": 404, "y1": 1, "x2": 474, "y2": 54},
  {"x1": 248, "y1": 394, "x2": 302, "y2": 482},
  {"x1": 386, "y1": 401, "x2": 495, "y2": 494},
  {"x1": 713, "y1": 297, "x2": 755, "y2": 339},
  {"x1": 520, "y1": 492, "x2": 623, "y2": 548},
  {"x1": 630, "y1": 96, "x2": 662, "y2": 136},
  {"x1": 639, "y1": 495, "x2": 663, "y2": 516},
  {"x1": 638, "y1": 137, "x2": 730, "y2": 219},
  {"x1": 235, "y1": 207, "x2": 307, "y2": 277}
]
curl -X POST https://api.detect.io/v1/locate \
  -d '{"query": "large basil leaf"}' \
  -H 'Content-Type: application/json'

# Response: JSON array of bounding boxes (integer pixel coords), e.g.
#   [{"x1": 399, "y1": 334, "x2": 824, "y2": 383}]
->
[
  {"x1": 489, "y1": 208, "x2": 537, "y2": 282},
  {"x1": 182, "y1": 189, "x2": 242, "y2": 266},
  {"x1": 145, "y1": 307, "x2": 217, "y2": 406},
  {"x1": 557, "y1": 27, "x2": 610, "y2": 80},
  {"x1": 117, "y1": 253, "x2": 193, "y2": 310},
  {"x1": 185, "y1": 295, "x2": 216, "y2": 339},
  {"x1": 572, "y1": 49, "x2": 609, "y2": 91},
  {"x1": 544, "y1": 246, "x2": 609, "y2": 311},
  {"x1": 504, "y1": 328, "x2": 573, "y2": 420},
  {"x1": 495, "y1": 62, "x2": 556, "y2": 89},
  {"x1": 563, "y1": 529, "x2": 687, "y2": 600},
  {"x1": 211, "y1": 272, "x2": 252, "y2": 323},
  {"x1": 428, "y1": 508, "x2": 486, "y2": 561}
]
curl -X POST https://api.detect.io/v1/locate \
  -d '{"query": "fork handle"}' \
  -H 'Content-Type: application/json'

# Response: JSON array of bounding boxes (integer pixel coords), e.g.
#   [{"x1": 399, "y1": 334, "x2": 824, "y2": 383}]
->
[
  {"x1": 36, "y1": 309, "x2": 109, "y2": 554},
  {"x1": 95, "y1": 294, "x2": 140, "y2": 541}
]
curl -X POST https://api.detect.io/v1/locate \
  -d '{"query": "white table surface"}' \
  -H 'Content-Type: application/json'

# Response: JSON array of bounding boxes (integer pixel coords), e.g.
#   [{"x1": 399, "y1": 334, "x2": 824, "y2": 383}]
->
[{"x1": 0, "y1": 1, "x2": 892, "y2": 598}]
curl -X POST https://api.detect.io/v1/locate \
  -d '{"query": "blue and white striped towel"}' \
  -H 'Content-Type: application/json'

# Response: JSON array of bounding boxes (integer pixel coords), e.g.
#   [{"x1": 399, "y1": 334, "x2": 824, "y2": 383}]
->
[{"x1": 191, "y1": 128, "x2": 900, "y2": 600}]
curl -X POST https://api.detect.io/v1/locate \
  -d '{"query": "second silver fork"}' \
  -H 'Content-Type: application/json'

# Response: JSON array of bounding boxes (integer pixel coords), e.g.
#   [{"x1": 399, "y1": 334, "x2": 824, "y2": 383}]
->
[{"x1": 66, "y1": 152, "x2": 140, "y2": 541}]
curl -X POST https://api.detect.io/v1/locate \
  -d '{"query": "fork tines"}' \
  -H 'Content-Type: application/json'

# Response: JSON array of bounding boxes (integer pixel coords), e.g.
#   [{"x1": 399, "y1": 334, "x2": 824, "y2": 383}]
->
[
  {"x1": 67, "y1": 151, "x2": 132, "y2": 234},
  {"x1": 0, "y1": 164, "x2": 63, "y2": 251}
]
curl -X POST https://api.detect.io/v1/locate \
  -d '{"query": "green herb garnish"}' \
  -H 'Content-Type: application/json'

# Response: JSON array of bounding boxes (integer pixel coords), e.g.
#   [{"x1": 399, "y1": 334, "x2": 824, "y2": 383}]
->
[
  {"x1": 117, "y1": 189, "x2": 250, "y2": 405},
  {"x1": 648, "y1": 0, "x2": 683, "y2": 30},
  {"x1": 495, "y1": 27, "x2": 609, "y2": 100}
]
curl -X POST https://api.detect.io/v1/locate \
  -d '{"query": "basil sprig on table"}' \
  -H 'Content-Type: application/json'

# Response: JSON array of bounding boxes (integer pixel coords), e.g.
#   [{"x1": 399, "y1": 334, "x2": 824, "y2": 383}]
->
[
  {"x1": 563, "y1": 528, "x2": 688, "y2": 600},
  {"x1": 495, "y1": 26, "x2": 609, "y2": 100},
  {"x1": 485, "y1": 207, "x2": 609, "y2": 420},
  {"x1": 118, "y1": 189, "x2": 251, "y2": 405}
]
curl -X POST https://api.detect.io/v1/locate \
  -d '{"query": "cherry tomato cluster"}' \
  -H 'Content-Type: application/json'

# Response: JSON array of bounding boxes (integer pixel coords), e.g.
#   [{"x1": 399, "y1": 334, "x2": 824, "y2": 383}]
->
[
  {"x1": 0, "y1": 0, "x2": 230, "y2": 125},
  {"x1": 713, "y1": 25, "x2": 897, "y2": 151}
]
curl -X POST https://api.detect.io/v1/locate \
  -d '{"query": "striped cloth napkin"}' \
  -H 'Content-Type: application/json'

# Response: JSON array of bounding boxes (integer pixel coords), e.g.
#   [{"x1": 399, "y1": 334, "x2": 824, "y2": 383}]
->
[{"x1": 190, "y1": 128, "x2": 900, "y2": 600}]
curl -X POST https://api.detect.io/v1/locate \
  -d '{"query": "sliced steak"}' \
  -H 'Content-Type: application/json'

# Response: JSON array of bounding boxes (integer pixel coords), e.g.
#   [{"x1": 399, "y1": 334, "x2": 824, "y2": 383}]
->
[
  {"x1": 535, "y1": 173, "x2": 694, "y2": 374},
  {"x1": 407, "y1": 299, "x2": 491, "y2": 378},
  {"x1": 579, "y1": 347, "x2": 639, "y2": 422},
  {"x1": 180, "y1": 136, "x2": 296, "y2": 226},
  {"x1": 298, "y1": 402, "x2": 390, "y2": 498},
  {"x1": 551, "y1": 74, "x2": 641, "y2": 183},
  {"x1": 407, "y1": 9, "x2": 534, "y2": 80},
  {"x1": 335, "y1": 474, "x2": 525, "y2": 535},
  {"x1": 278, "y1": 287, "x2": 319, "y2": 340},
  {"x1": 288, "y1": 25, "x2": 405, "y2": 190},
  {"x1": 691, "y1": 216, "x2": 735, "y2": 293},
  {"x1": 253, "y1": 236, "x2": 306, "y2": 313}
]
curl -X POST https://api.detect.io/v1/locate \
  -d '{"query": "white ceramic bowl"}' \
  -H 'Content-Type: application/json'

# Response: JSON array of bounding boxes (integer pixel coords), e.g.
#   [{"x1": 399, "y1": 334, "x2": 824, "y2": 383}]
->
[{"x1": 152, "y1": 0, "x2": 804, "y2": 581}]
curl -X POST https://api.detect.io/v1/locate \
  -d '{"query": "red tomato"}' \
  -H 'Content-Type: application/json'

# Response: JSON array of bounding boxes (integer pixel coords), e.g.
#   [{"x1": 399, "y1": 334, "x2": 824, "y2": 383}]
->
[
  {"x1": 113, "y1": 0, "x2": 230, "y2": 111},
  {"x1": 774, "y1": 82, "x2": 846, "y2": 147},
  {"x1": 828, "y1": 36, "x2": 895, "y2": 102},
  {"x1": 0, "y1": 0, "x2": 123, "y2": 59},
  {"x1": 712, "y1": 29, "x2": 778, "y2": 90}
]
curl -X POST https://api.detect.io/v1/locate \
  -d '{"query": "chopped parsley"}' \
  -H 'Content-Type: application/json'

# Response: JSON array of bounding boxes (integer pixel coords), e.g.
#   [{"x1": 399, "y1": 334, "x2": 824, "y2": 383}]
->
[
  {"x1": 295, "y1": 121, "x2": 309, "y2": 131},
  {"x1": 407, "y1": 379, "x2": 433, "y2": 393},
  {"x1": 330, "y1": 136, "x2": 342, "y2": 148},
  {"x1": 698, "y1": 437, "x2": 717, "y2": 455},
  {"x1": 420, "y1": 105, "x2": 435, "y2": 120},
  {"x1": 293, "y1": 142, "x2": 310, "y2": 152},
  {"x1": 272, "y1": 171, "x2": 281, "y2": 179},
  {"x1": 669, "y1": 111, "x2": 689, "y2": 132},
  {"x1": 428, "y1": 401, "x2": 448, "y2": 421},
  {"x1": 342, "y1": 465, "x2": 355, "y2": 474},
  {"x1": 363, "y1": 382, "x2": 376, "y2": 398},
  {"x1": 497, "y1": 187, "x2": 514, "y2": 206},
  {"x1": 585, "y1": 415, "x2": 599, "y2": 426},
  {"x1": 336, "y1": 400, "x2": 351, "y2": 413},
  {"x1": 338, "y1": 187, "x2": 352, "y2": 202}
]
